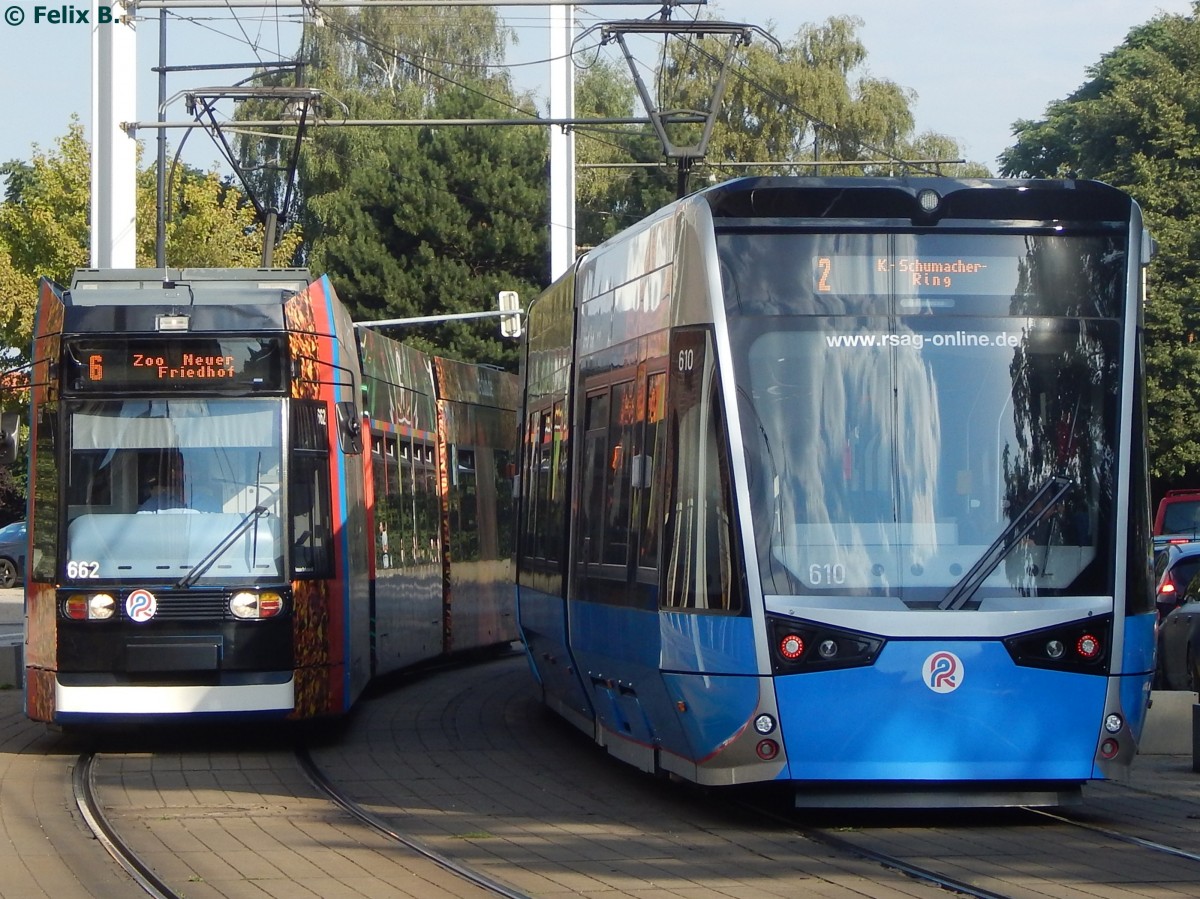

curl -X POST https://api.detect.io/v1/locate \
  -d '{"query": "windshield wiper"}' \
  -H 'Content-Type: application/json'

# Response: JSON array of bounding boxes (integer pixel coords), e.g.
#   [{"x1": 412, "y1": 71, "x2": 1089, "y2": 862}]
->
[
  {"x1": 175, "y1": 506, "x2": 268, "y2": 589},
  {"x1": 938, "y1": 475, "x2": 1072, "y2": 611}
]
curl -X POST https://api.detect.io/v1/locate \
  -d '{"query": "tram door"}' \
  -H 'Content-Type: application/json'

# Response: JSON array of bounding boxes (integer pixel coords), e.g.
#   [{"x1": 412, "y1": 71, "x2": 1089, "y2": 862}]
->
[
  {"x1": 656, "y1": 327, "x2": 758, "y2": 767},
  {"x1": 569, "y1": 345, "x2": 695, "y2": 769},
  {"x1": 570, "y1": 326, "x2": 749, "y2": 770}
]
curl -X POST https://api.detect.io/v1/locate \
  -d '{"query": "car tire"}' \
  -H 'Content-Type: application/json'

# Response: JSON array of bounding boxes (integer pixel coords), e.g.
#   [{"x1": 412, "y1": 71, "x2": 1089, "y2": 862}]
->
[
  {"x1": 1191, "y1": 648, "x2": 1200, "y2": 696},
  {"x1": 0, "y1": 558, "x2": 16, "y2": 589}
]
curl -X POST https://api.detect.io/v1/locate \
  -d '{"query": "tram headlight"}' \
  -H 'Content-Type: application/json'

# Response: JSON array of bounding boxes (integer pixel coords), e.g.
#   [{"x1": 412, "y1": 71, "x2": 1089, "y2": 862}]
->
[
  {"x1": 230, "y1": 590, "x2": 284, "y2": 620},
  {"x1": 753, "y1": 713, "x2": 777, "y2": 735},
  {"x1": 1076, "y1": 633, "x2": 1101, "y2": 660},
  {"x1": 89, "y1": 594, "x2": 116, "y2": 620},
  {"x1": 1105, "y1": 713, "x2": 1124, "y2": 734},
  {"x1": 779, "y1": 633, "x2": 805, "y2": 660},
  {"x1": 63, "y1": 593, "x2": 116, "y2": 621},
  {"x1": 1003, "y1": 615, "x2": 1111, "y2": 674},
  {"x1": 768, "y1": 615, "x2": 885, "y2": 674}
]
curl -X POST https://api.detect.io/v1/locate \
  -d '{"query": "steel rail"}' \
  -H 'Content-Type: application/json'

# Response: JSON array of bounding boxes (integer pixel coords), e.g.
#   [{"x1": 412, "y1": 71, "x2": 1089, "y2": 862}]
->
[
  {"x1": 732, "y1": 797, "x2": 1017, "y2": 899},
  {"x1": 296, "y1": 746, "x2": 531, "y2": 899},
  {"x1": 1024, "y1": 806, "x2": 1200, "y2": 864},
  {"x1": 73, "y1": 752, "x2": 183, "y2": 899}
]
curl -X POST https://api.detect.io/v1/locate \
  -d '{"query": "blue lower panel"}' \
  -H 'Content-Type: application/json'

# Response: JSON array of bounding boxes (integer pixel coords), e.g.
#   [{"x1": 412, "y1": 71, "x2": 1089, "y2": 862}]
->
[
  {"x1": 661, "y1": 671, "x2": 762, "y2": 760},
  {"x1": 1121, "y1": 613, "x2": 1157, "y2": 742},
  {"x1": 779, "y1": 640, "x2": 1107, "y2": 781},
  {"x1": 517, "y1": 586, "x2": 593, "y2": 723}
]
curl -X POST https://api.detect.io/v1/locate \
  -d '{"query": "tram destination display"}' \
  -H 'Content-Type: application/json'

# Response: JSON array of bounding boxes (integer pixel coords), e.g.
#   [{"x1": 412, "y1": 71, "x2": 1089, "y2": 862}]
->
[{"x1": 66, "y1": 337, "x2": 285, "y2": 391}]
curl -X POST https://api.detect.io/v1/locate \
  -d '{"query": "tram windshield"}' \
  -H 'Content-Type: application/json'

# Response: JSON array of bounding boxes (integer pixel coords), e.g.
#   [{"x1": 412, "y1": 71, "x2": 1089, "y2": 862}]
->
[
  {"x1": 722, "y1": 230, "x2": 1126, "y2": 607},
  {"x1": 64, "y1": 398, "x2": 285, "y2": 583}
]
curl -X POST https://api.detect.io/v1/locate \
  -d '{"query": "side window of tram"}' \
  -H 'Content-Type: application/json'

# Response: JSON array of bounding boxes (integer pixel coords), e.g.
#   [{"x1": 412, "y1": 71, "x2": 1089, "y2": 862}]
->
[
  {"x1": 372, "y1": 432, "x2": 400, "y2": 570},
  {"x1": 580, "y1": 392, "x2": 609, "y2": 564},
  {"x1": 449, "y1": 446, "x2": 481, "y2": 561},
  {"x1": 662, "y1": 330, "x2": 741, "y2": 613},
  {"x1": 578, "y1": 384, "x2": 636, "y2": 568},
  {"x1": 603, "y1": 381, "x2": 637, "y2": 566},
  {"x1": 523, "y1": 406, "x2": 562, "y2": 563},
  {"x1": 290, "y1": 401, "x2": 333, "y2": 578},
  {"x1": 638, "y1": 372, "x2": 667, "y2": 569}
]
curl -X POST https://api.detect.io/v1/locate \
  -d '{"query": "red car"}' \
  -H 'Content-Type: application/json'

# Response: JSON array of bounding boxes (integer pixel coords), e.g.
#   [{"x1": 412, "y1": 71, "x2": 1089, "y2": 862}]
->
[{"x1": 1155, "y1": 489, "x2": 1200, "y2": 541}]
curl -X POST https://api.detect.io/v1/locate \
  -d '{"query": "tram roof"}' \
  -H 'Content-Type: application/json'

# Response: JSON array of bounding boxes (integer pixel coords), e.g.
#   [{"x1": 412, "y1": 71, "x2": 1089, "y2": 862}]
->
[{"x1": 67, "y1": 268, "x2": 313, "y2": 306}]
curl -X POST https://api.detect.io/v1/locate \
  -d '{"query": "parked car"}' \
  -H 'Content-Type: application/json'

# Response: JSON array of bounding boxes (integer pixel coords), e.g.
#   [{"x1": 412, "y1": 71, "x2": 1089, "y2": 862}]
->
[
  {"x1": 1153, "y1": 540, "x2": 1200, "y2": 621},
  {"x1": 1154, "y1": 489, "x2": 1200, "y2": 548},
  {"x1": 0, "y1": 520, "x2": 25, "y2": 589},
  {"x1": 1158, "y1": 571, "x2": 1200, "y2": 690}
]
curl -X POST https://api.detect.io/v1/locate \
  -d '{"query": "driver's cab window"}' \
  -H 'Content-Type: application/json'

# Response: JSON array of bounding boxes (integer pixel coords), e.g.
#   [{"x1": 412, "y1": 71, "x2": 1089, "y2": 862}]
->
[{"x1": 290, "y1": 400, "x2": 333, "y2": 577}]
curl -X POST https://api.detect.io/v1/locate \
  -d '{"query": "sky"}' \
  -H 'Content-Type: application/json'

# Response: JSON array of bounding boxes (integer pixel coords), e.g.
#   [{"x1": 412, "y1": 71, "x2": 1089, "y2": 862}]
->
[{"x1": 0, "y1": 0, "x2": 1194, "y2": 186}]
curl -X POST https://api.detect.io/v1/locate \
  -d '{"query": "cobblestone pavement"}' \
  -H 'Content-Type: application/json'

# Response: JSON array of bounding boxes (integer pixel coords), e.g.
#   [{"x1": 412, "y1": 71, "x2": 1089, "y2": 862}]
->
[{"x1": 2, "y1": 649, "x2": 1200, "y2": 898}]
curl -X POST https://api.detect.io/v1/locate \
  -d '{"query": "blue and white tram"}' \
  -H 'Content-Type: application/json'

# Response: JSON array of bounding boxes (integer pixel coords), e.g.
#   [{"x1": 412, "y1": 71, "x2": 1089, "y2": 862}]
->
[{"x1": 515, "y1": 177, "x2": 1156, "y2": 807}]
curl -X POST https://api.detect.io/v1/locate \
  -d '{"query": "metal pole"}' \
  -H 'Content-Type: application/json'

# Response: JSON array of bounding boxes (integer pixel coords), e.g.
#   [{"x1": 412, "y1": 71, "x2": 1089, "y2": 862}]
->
[{"x1": 156, "y1": 8, "x2": 167, "y2": 268}]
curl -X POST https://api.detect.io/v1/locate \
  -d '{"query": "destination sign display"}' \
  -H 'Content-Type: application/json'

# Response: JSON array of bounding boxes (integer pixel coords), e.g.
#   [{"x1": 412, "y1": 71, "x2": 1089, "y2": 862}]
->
[
  {"x1": 67, "y1": 337, "x2": 285, "y2": 392},
  {"x1": 813, "y1": 255, "x2": 1020, "y2": 297},
  {"x1": 715, "y1": 231, "x2": 1125, "y2": 318}
]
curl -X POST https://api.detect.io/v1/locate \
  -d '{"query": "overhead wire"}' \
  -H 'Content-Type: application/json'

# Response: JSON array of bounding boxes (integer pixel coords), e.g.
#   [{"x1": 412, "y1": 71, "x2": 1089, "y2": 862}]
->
[{"x1": 154, "y1": 4, "x2": 942, "y2": 252}]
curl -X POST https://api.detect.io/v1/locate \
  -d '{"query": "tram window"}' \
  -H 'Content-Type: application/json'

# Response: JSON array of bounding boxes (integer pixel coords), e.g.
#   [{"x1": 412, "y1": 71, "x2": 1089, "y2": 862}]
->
[
  {"x1": 494, "y1": 447, "x2": 515, "y2": 560},
  {"x1": 638, "y1": 372, "x2": 667, "y2": 570},
  {"x1": 526, "y1": 409, "x2": 552, "y2": 561},
  {"x1": 603, "y1": 381, "x2": 637, "y2": 566},
  {"x1": 289, "y1": 401, "x2": 332, "y2": 578},
  {"x1": 450, "y1": 446, "x2": 480, "y2": 560},
  {"x1": 373, "y1": 428, "x2": 401, "y2": 570},
  {"x1": 411, "y1": 441, "x2": 440, "y2": 564},
  {"x1": 67, "y1": 451, "x2": 112, "y2": 507},
  {"x1": 522, "y1": 412, "x2": 537, "y2": 555},
  {"x1": 662, "y1": 330, "x2": 741, "y2": 613},
  {"x1": 552, "y1": 401, "x2": 567, "y2": 558},
  {"x1": 580, "y1": 393, "x2": 609, "y2": 564}
]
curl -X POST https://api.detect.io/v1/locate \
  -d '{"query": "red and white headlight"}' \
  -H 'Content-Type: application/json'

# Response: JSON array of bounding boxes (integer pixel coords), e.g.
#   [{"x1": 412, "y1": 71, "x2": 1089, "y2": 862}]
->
[{"x1": 230, "y1": 591, "x2": 284, "y2": 620}]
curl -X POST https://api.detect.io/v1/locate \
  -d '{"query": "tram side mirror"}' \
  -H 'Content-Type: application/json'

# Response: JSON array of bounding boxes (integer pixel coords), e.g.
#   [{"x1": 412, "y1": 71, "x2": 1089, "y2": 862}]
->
[
  {"x1": 498, "y1": 290, "x2": 523, "y2": 338},
  {"x1": 335, "y1": 401, "x2": 363, "y2": 455},
  {"x1": 0, "y1": 413, "x2": 18, "y2": 465}
]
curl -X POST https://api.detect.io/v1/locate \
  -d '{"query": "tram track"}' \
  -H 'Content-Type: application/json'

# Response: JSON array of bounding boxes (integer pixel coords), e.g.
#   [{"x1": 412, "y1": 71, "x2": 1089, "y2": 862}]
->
[
  {"x1": 728, "y1": 796, "x2": 1017, "y2": 899},
  {"x1": 726, "y1": 788, "x2": 1200, "y2": 899},
  {"x1": 73, "y1": 752, "x2": 180, "y2": 899},
  {"x1": 57, "y1": 657, "x2": 1200, "y2": 899},
  {"x1": 295, "y1": 745, "x2": 530, "y2": 899},
  {"x1": 1022, "y1": 804, "x2": 1200, "y2": 863},
  {"x1": 72, "y1": 742, "x2": 531, "y2": 899}
]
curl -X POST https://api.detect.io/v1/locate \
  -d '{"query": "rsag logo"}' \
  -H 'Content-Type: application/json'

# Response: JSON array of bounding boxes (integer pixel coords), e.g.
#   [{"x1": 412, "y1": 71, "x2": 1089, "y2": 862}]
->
[
  {"x1": 3, "y1": 5, "x2": 120, "y2": 26},
  {"x1": 125, "y1": 589, "x2": 158, "y2": 624},
  {"x1": 922, "y1": 651, "x2": 963, "y2": 694}
]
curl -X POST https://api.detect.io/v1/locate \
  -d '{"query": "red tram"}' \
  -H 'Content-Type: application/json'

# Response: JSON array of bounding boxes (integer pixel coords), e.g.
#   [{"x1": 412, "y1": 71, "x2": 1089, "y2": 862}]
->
[{"x1": 25, "y1": 268, "x2": 517, "y2": 723}]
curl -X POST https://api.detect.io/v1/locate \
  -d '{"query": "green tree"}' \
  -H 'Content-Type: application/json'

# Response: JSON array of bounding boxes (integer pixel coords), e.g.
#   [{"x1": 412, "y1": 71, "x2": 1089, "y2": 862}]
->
[
  {"x1": 998, "y1": 4, "x2": 1200, "y2": 489},
  {"x1": 574, "y1": 59, "x2": 676, "y2": 247},
  {"x1": 292, "y1": 6, "x2": 546, "y2": 368},
  {"x1": 653, "y1": 15, "x2": 988, "y2": 181},
  {"x1": 0, "y1": 120, "x2": 301, "y2": 367}
]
